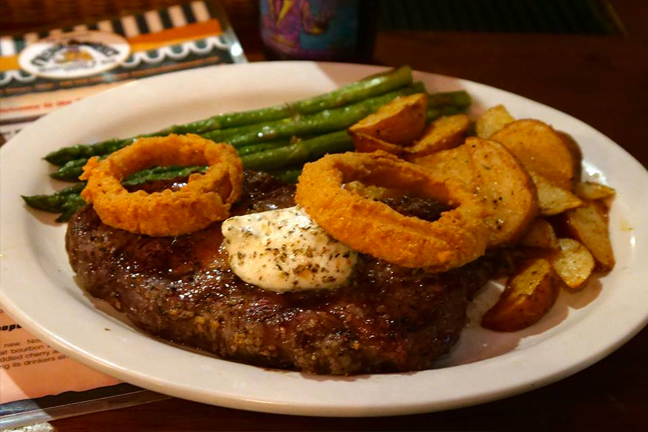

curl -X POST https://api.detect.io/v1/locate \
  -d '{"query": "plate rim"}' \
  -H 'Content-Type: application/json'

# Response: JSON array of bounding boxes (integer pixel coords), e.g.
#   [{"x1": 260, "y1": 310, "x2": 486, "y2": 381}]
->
[{"x1": 1, "y1": 61, "x2": 648, "y2": 417}]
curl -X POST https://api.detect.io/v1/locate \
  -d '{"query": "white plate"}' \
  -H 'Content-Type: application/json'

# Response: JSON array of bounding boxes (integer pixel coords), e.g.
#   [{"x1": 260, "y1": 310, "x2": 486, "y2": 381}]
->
[{"x1": 1, "y1": 62, "x2": 647, "y2": 417}]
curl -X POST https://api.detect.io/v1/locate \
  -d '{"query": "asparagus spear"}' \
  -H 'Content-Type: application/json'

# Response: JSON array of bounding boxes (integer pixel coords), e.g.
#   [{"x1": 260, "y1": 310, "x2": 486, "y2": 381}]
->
[
  {"x1": 204, "y1": 83, "x2": 426, "y2": 147},
  {"x1": 26, "y1": 130, "x2": 353, "y2": 220},
  {"x1": 44, "y1": 66, "x2": 413, "y2": 166},
  {"x1": 51, "y1": 139, "x2": 292, "y2": 182},
  {"x1": 26, "y1": 165, "x2": 215, "y2": 220},
  {"x1": 236, "y1": 139, "x2": 292, "y2": 156},
  {"x1": 48, "y1": 94, "x2": 471, "y2": 183},
  {"x1": 46, "y1": 82, "x2": 430, "y2": 178},
  {"x1": 49, "y1": 155, "x2": 107, "y2": 181},
  {"x1": 237, "y1": 103, "x2": 469, "y2": 173},
  {"x1": 268, "y1": 167, "x2": 302, "y2": 183},
  {"x1": 32, "y1": 82, "x2": 472, "y2": 221},
  {"x1": 26, "y1": 166, "x2": 213, "y2": 221},
  {"x1": 164, "y1": 65, "x2": 413, "y2": 134},
  {"x1": 428, "y1": 90, "x2": 471, "y2": 109},
  {"x1": 241, "y1": 130, "x2": 353, "y2": 171},
  {"x1": 45, "y1": 137, "x2": 133, "y2": 166},
  {"x1": 122, "y1": 165, "x2": 209, "y2": 186},
  {"x1": 55, "y1": 193, "x2": 86, "y2": 222},
  {"x1": 22, "y1": 183, "x2": 86, "y2": 214},
  {"x1": 50, "y1": 157, "x2": 87, "y2": 181},
  {"x1": 43, "y1": 86, "x2": 466, "y2": 168},
  {"x1": 238, "y1": 104, "x2": 469, "y2": 172},
  {"x1": 29, "y1": 165, "x2": 306, "y2": 222},
  {"x1": 426, "y1": 104, "x2": 467, "y2": 122}
]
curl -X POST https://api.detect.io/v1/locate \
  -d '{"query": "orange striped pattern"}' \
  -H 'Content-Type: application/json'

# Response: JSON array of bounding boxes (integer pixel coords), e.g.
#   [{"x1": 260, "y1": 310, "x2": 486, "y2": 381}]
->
[{"x1": 0, "y1": 19, "x2": 223, "y2": 73}]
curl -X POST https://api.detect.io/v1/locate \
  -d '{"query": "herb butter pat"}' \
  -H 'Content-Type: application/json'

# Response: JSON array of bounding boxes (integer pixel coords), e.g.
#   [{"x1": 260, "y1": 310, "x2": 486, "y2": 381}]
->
[{"x1": 222, "y1": 206, "x2": 358, "y2": 292}]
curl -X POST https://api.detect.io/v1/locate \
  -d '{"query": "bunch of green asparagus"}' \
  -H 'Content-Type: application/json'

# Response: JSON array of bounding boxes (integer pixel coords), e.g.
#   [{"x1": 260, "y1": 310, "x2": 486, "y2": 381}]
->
[{"x1": 23, "y1": 66, "x2": 471, "y2": 222}]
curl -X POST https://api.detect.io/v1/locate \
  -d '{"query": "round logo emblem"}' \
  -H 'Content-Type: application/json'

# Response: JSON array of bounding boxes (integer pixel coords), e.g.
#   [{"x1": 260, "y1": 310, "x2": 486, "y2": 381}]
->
[{"x1": 18, "y1": 30, "x2": 130, "y2": 79}]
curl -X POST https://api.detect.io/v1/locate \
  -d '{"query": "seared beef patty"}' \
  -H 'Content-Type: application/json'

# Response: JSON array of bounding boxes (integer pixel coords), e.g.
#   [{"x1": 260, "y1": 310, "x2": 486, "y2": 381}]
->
[{"x1": 66, "y1": 171, "x2": 495, "y2": 375}]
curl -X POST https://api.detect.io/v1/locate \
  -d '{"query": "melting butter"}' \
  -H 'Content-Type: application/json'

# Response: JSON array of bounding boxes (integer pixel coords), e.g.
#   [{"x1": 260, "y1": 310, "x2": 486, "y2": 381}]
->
[{"x1": 221, "y1": 206, "x2": 357, "y2": 292}]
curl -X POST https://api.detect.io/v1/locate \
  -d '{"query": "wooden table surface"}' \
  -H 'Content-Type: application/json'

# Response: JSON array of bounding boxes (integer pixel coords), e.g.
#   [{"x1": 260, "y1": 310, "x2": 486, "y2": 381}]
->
[{"x1": 42, "y1": 28, "x2": 647, "y2": 432}]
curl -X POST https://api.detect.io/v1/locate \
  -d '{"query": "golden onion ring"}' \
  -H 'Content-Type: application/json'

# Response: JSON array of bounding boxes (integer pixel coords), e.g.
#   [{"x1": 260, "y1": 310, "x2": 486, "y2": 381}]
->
[
  {"x1": 295, "y1": 151, "x2": 490, "y2": 272},
  {"x1": 80, "y1": 134, "x2": 243, "y2": 236}
]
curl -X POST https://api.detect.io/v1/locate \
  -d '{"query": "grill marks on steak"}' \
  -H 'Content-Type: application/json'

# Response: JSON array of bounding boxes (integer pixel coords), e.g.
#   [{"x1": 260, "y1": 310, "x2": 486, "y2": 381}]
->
[{"x1": 66, "y1": 171, "x2": 495, "y2": 375}]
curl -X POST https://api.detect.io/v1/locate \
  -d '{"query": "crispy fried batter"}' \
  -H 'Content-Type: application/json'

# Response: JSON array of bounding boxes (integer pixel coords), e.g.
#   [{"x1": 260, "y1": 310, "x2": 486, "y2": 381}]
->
[
  {"x1": 80, "y1": 134, "x2": 243, "y2": 236},
  {"x1": 295, "y1": 151, "x2": 490, "y2": 272}
]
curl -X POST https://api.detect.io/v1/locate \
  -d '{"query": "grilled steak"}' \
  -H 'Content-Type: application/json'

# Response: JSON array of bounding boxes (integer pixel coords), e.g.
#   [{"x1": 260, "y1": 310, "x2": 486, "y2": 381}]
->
[{"x1": 66, "y1": 171, "x2": 495, "y2": 375}]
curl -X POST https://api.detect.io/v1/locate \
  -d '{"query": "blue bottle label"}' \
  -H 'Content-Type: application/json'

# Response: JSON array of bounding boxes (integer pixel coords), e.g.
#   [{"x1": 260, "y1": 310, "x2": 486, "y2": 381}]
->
[{"x1": 261, "y1": 0, "x2": 359, "y2": 60}]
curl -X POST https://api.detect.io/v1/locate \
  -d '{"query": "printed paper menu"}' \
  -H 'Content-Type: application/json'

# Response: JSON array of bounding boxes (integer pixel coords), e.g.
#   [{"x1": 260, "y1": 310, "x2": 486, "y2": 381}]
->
[
  {"x1": 0, "y1": 310, "x2": 120, "y2": 404},
  {"x1": 0, "y1": 0, "x2": 245, "y2": 412}
]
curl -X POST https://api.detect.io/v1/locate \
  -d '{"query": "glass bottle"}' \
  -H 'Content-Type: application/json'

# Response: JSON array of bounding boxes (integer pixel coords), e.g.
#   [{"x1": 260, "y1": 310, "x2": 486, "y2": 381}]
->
[{"x1": 260, "y1": 0, "x2": 378, "y2": 63}]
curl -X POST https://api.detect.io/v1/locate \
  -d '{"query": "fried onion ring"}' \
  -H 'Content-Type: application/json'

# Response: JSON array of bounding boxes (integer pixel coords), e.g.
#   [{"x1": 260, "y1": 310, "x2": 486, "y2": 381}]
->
[
  {"x1": 295, "y1": 151, "x2": 490, "y2": 272},
  {"x1": 80, "y1": 134, "x2": 243, "y2": 236}
]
